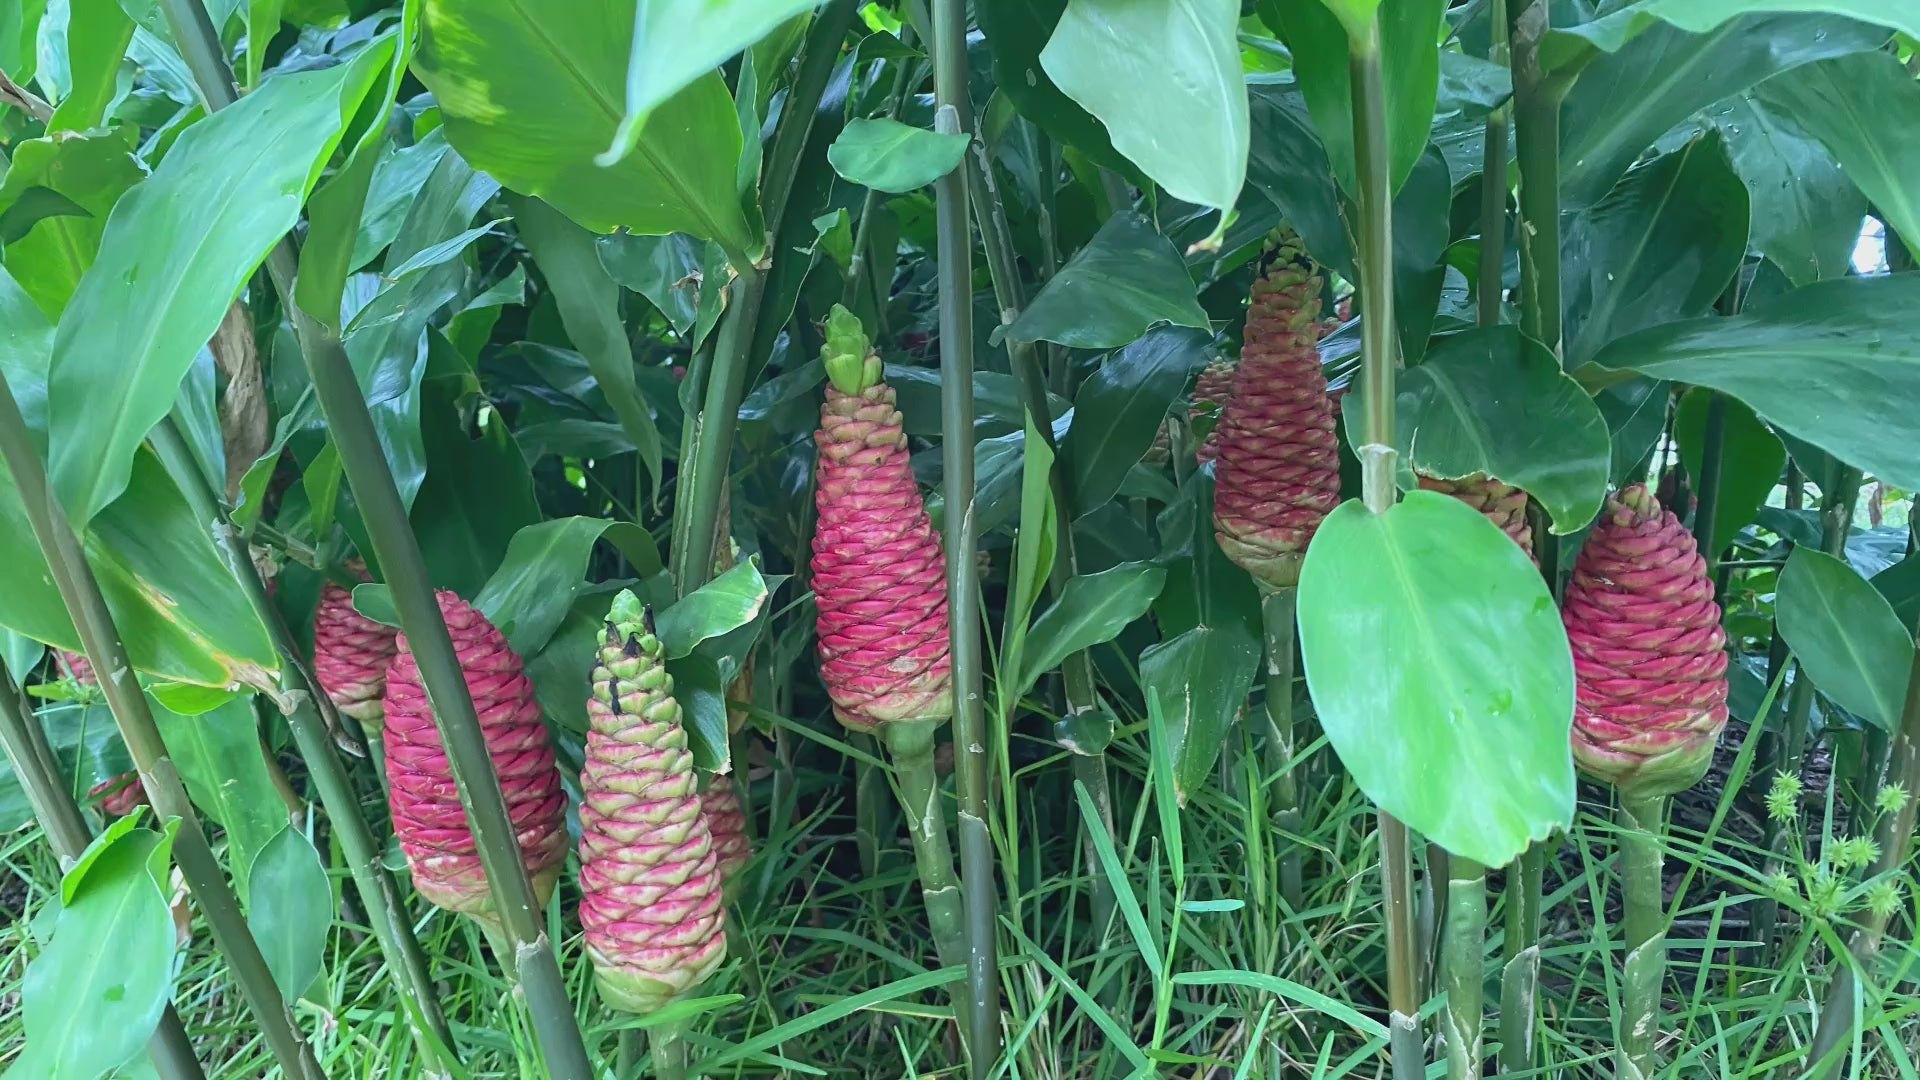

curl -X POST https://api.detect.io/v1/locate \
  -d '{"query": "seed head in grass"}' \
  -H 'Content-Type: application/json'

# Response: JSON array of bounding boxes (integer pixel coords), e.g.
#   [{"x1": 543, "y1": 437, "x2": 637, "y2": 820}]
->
[
  {"x1": 1877, "y1": 782, "x2": 1910, "y2": 816},
  {"x1": 1805, "y1": 867, "x2": 1845, "y2": 919},
  {"x1": 1765, "y1": 772, "x2": 1803, "y2": 823},
  {"x1": 1868, "y1": 879, "x2": 1903, "y2": 919},
  {"x1": 1831, "y1": 836, "x2": 1881, "y2": 872}
]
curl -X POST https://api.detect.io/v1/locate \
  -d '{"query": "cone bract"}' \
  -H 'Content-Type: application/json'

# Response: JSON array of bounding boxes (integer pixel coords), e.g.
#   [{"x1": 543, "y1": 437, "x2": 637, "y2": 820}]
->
[
  {"x1": 578, "y1": 591, "x2": 727, "y2": 1014},
  {"x1": 1191, "y1": 356, "x2": 1238, "y2": 465},
  {"x1": 90, "y1": 771, "x2": 146, "y2": 817},
  {"x1": 382, "y1": 591, "x2": 566, "y2": 922},
  {"x1": 314, "y1": 566, "x2": 400, "y2": 735},
  {"x1": 812, "y1": 310, "x2": 952, "y2": 731},
  {"x1": 59, "y1": 649, "x2": 93, "y2": 685},
  {"x1": 1212, "y1": 230, "x2": 1340, "y2": 589},
  {"x1": 702, "y1": 775, "x2": 751, "y2": 885},
  {"x1": 1418, "y1": 473, "x2": 1535, "y2": 561},
  {"x1": 1562, "y1": 485, "x2": 1729, "y2": 796}
]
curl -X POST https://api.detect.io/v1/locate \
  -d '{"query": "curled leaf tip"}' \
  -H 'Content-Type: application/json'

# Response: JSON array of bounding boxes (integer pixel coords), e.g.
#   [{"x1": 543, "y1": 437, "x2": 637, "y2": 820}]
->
[{"x1": 821, "y1": 304, "x2": 879, "y2": 393}]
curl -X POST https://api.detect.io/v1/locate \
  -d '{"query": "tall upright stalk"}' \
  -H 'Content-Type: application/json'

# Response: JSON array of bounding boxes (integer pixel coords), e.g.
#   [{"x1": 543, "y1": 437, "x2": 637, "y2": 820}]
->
[
  {"x1": 1476, "y1": 0, "x2": 1511, "y2": 330},
  {"x1": 1616, "y1": 792, "x2": 1669, "y2": 1080},
  {"x1": 1510, "y1": 0, "x2": 1567, "y2": 360},
  {"x1": 1690, "y1": 393, "x2": 1728, "y2": 576},
  {"x1": 1806, "y1": 622, "x2": 1920, "y2": 1078},
  {"x1": 0, "y1": 658, "x2": 207, "y2": 1080},
  {"x1": 1441, "y1": 857, "x2": 1487, "y2": 1080},
  {"x1": 149, "y1": 420, "x2": 457, "y2": 1066},
  {"x1": 157, "y1": 3, "x2": 594, "y2": 1073},
  {"x1": 0, "y1": 371, "x2": 324, "y2": 1080},
  {"x1": 931, "y1": 0, "x2": 999, "y2": 1066},
  {"x1": 1344, "y1": 13, "x2": 1421, "y2": 1078},
  {"x1": 1260, "y1": 589, "x2": 1303, "y2": 913}
]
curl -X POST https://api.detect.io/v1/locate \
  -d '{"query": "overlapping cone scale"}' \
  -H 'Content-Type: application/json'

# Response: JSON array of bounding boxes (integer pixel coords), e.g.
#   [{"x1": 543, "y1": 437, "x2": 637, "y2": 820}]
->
[
  {"x1": 1562, "y1": 485, "x2": 1729, "y2": 797},
  {"x1": 578, "y1": 591, "x2": 727, "y2": 1014},
  {"x1": 702, "y1": 775, "x2": 752, "y2": 886},
  {"x1": 382, "y1": 591, "x2": 566, "y2": 921},
  {"x1": 1212, "y1": 229, "x2": 1340, "y2": 589},
  {"x1": 812, "y1": 312, "x2": 953, "y2": 731},
  {"x1": 1418, "y1": 473, "x2": 1535, "y2": 561},
  {"x1": 313, "y1": 566, "x2": 400, "y2": 736},
  {"x1": 90, "y1": 771, "x2": 146, "y2": 817},
  {"x1": 59, "y1": 650, "x2": 93, "y2": 685}
]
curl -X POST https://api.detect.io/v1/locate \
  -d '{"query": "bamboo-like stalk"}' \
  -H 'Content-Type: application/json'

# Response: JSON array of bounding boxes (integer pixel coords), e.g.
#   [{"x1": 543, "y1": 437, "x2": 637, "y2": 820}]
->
[
  {"x1": 931, "y1": 0, "x2": 999, "y2": 1066},
  {"x1": 1616, "y1": 792, "x2": 1669, "y2": 1080},
  {"x1": 1260, "y1": 588, "x2": 1303, "y2": 914},
  {"x1": 1499, "y1": 842, "x2": 1546, "y2": 1074},
  {"x1": 0, "y1": 658, "x2": 208, "y2": 1080},
  {"x1": 1441, "y1": 857, "x2": 1487, "y2": 1080},
  {"x1": 0, "y1": 371, "x2": 324, "y2": 1080},
  {"x1": 842, "y1": 25, "x2": 918, "y2": 318},
  {"x1": 1806, "y1": 622, "x2": 1920, "y2": 1077},
  {"x1": 1690, "y1": 393, "x2": 1728, "y2": 576},
  {"x1": 1510, "y1": 0, "x2": 1568, "y2": 360},
  {"x1": 148, "y1": 420, "x2": 458, "y2": 1065},
  {"x1": 156, "y1": 3, "x2": 595, "y2": 1072},
  {"x1": 880, "y1": 720, "x2": 971, "y2": 987}
]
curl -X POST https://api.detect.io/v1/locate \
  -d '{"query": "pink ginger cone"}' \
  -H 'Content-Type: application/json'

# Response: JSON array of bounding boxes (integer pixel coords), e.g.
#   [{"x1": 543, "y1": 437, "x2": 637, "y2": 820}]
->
[
  {"x1": 61, "y1": 650, "x2": 147, "y2": 815},
  {"x1": 811, "y1": 304, "x2": 953, "y2": 730},
  {"x1": 578, "y1": 591, "x2": 727, "y2": 1013},
  {"x1": 313, "y1": 564, "x2": 400, "y2": 738},
  {"x1": 1213, "y1": 229, "x2": 1341, "y2": 589},
  {"x1": 1419, "y1": 473, "x2": 1536, "y2": 561},
  {"x1": 1562, "y1": 485, "x2": 1729, "y2": 796},
  {"x1": 1190, "y1": 356, "x2": 1238, "y2": 465},
  {"x1": 382, "y1": 592, "x2": 566, "y2": 925},
  {"x1": 702, "y1": 775, "x2": 752, "y2": 886}
]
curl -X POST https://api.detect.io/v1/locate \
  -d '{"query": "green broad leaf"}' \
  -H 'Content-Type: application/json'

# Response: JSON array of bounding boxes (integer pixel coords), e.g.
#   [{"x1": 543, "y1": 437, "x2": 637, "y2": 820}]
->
[
  {"x1": 1392, "y1": 145, "x2": 1451, "y2": 364},
  {"x1": 524, "y1": 593, "x2": 608, "y2": 737},
  {"x1": 0, "y1": 0, "x2": 48, "y2": 85},
  {"x1": 1581, "y1": 275, "x2": 1920, "y2": 492},
  {"x1": 1064, "y1": 327, "x2": 1210, "y2": 513},
  {"x1": 513, "y1": 195, "x2": 665, "y2": 505},
  {"x1": 999, "y1": 417, "x2": 1059, "y2": 717},
  {"x1": 1394, "y1": 326, "x2": 1610, "y2": 534},
  {"x1": 1557, "y1": 13, "x2": 1886, "y2": 210},
  {"x1": 598, "y1": 232, "x2": 707, "y2": 335},
  {"x1": 827, "y1": 118, "x2": 971, "y2": 194},
  {"x1": 600, "y1": 0, "x2": 822, "y2": 167},
  {"x1": 1562, "y1": 131, "x2": 1748, "y2": 366},
  {"x1": 152, "y1": 693, "x2": 286, "y2": 896},
  {"x1": 1777, "y1": 547, "x2": 1913, "y2": 731},
  {"x1": 147, "y1": 681, "x2": 240, "y2": 716},
  {"x1": 809, "y1": 208, "x2": 854, "y2": 270},
  {"x1": 1759, "y1": 51, "x2": 1920, "y2": 255},
  {"x1": 472, "y1": 518, "x2": 662, "y2": 658},
  {"x1": 1246, "y1": 78, "x2": 1351, "y2": 276},
  {"x1": 0, "y1": 702, "x2": 132, "y2": 833},
  {"x1": 0, "y1": 127, "x2": 145, "y2": 319},
  {"x1": 0, "y1": 260, "x2": 56, "y2": 454},
  {"x1": 1153, "y1": 470, "x2": 1263, "y2": 642},
  {"x1": 1541, "y1": 0, "x2": 1919, "y2": 76},
  {"x1": 1875, "y1": 555, "x2": 1920, "y2": 634},
  {"x1": 664, "y1": 651, "x2": 731, "y2": 772},
  {"x1": 246, "y1": 0, "x2": 283, "y2": 88},
  {"x1": 1298, "y1": 492, "x2": 1576, "y2": 867},
  {"x1": 1002, "y1": 211, "x2": 1209, "y2": 349},
  {"x1": 245, "y1": 826, "x2": 331, "y2": 1002},
  {"x1": 886, "y1": 367, "x2": 1071, "y2": 440},
  {"x1": 1273, "y1": 0, "x2": 1446, "y2": 198},
  {"x1": 45, "y1": 48, "x2": 389, "y2": 527},
  {"x1": 656, "y1": 561, "x2": 770, "y2": 660},
  {"x1": 350, "y1": 584, "x2": 399, "y2": 628},
  {"x1": 45, "y1": 0, "x2": 132, "y2": 133},
  {"x1": 1674, "y1": 389, "x2": 1787, "y2": 556},
  {"x1": 1021, "y1": 561, "x2": 1167, "y2": 695},
  {"x1": 1142, "y1": 624, "x2": 1261, "y2": 806},
  {"x1": 1708, "y1": 91, "x2": 1864, "y2": 287},
  {"x1": 1039, "y1": 0, "x2": 1248, "y2": 210},
  {"x1": 1595, "y1": 378, "x2": 1670, "y2": 487},
  {"x1": 415, "y1": 0, "x2": 759, "y2": 264},
  {"x1": 976, "y1": 0, "x2": 1135, "y2": 180},
  {"x1": 350, "y1": 131, "x2": 453, "y2": 272},
  {"x1": 11, "y1": 823, "x2": 176, "y2": 1080}
]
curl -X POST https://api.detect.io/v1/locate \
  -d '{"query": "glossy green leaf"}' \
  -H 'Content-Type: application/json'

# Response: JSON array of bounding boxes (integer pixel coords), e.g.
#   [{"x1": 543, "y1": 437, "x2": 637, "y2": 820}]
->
[
  {"x1": 597, "y1": 232, "x2": 704, "y2": 335},
  {"x1": 1153, "y1": 470, "x2": 1262, "y2": 642},
  {"x1": 1245, "y1": 78, "x2": 1351, "y2": 275},
  {"x1": 1583, "y1": 275, "x2": 1920, "y2": 492},
  {"x1": 602, "y1": 0, "x2": 821, "y2": 165},
  {"x1": 1875, "y1": 555, "x2": 1920, "y2": 634},
  {"x1": 1595, "y1": 378, "x2": 1669, "y2": 487},
  {"x1": 350, "y1": 131, "x2": 452, "y2": 273},
  {"x1": 524, "y1": 593, "x2": 608, "y2": 737},
  {"x1": 1394, "y1": 326, "x2": 1610, "y2": 534},
  {"x1": 0, "y1": 701, "x2": 132, "y2": 833},
  {"x1": 153, "y1": 693, "x2": 285, "y2": 896},
  {"x1": 0, "y1": 128, "x2": 145, "y2": 320},
  {"x1": 1759, "y1": 51, "x2": 1920, "y2": 253},
  {"x1": 976, "y1": 0, "x2": 1134, "y2": 178},
  {"x1": 1274, "y1": 0, "x2": 1446, "y2": 197},
  {"x1": 1674, "y1": 389, "x2": 1787, "y2": 555},
  {"x1": 657, "y1": 561, "x2": 770, "y2": 660},
  {"x1": 246, "y1": 826, "x2": 331, "y2": 1001},
  {"x1": 1040, "y1": 0, "x2": 1247, "y2": 210},
  {"x1": 13, "y1": 821, "x2": 176, "y2": 1079},
  {"x1": 665, "y1": 651, "x2": 731, "y2": 772},
  {"x1": 1708, "y1": 91, "x2": 1864, "y2": 286},
  {"x1": 1021, "y1": 561, "x2": 1166, "y2": 694},
  {"x1": 1542, "y1": 0, "x2": 1918, "y2": 75},
  {"x1": 1142, "y1": 624, "x2": 1261, "y2": 806},
  {"x1": 1562, "y1": 131, "x2": 1748, "y2": 365},
  {"x1": 1557, "y1": 13, "x2": 1885, "y2": 210},
  {"x1": 45, "y1": 49, "x2": 388, "y2": 526},
  {"x1": 473, "y1": 517, "x2": 662, "y2": 658},
  {"x1": 1298, "y1": 492, "x2": 1576, "y2": 867},
  {"x1": 827, "y1": 118, "x2": 971, "y2": 194},
  {"x1": 1777, "y1": 547, "x2": 1913, "y2": 731},
  {"x1": 887, "y1": 367, "x2": 1072, "y2": 440},
  {"x1": 1392, "y1": 145, "x2": 1451, "y2": 364},
  {"x1": 0, "y1": 0, "x2": 47, "y2": 84},
  {"x1": 1002, "y1": 212, "x2": 1209, "y2": 349},
  {"x1": 415, "y1": 0, "x2": 758, "y2": 262},
  {"x1": 513, "y1": 195, "x2": 664, "y2": 504},
  {"x1": 45, "y1": 0, "x2": 132, "y2": 133},
  {"x1": 1065, "y1": 327, "x2": 1209, "y2": 513}
]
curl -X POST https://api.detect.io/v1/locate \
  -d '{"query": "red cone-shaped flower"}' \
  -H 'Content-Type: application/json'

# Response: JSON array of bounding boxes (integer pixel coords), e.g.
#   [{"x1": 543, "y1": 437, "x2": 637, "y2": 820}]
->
[
  {"x1": 90, "y1": 771, "x2": 146, "y2": 817},
  {"x1": 702, "y1": 775, "x2": 751, "y2": 885},
  {"x1": 1562, "y1": 485, "x2": 1729, "y2": 796},
  {"x1": 1191, "y1": 357, "x2": 1238, "y2": 465},
  {"x1": 812, "y1": 305, "x2": 952, "y2": 731},
  {"x1": 579, "y1": 591, "x2": 727, "y2": 1013},
  {"x1": 1419, "y1": 473, "x2": 1535, "y2": 561},
  {"x1": 383, "y1": 592, "x2": 566, "y2": 923},
  {"x1": 1213, "y1": 230, "x2": 1340, "y2": 589},
  {"x1": 58, "y1": 650, "x2": 93, "y2": 685},
  {"x1": 313, "y1": 565, "x2": 400, "y2": 738}
]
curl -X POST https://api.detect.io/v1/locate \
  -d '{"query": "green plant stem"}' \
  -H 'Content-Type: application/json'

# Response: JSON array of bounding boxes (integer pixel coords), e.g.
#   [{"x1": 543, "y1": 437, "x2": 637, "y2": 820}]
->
[
  {"x1": 1510, "y1": 0, "x2": 1567, "y2": 358},
  {"x1": 1690, "y1": 393, "x2": 1728, "y2": 574},
  {"x1": 1381, "y1": 813, "x2": 1424, "y2": 1080},
  {"x1": 1476, "y1": 0, "x2": 1510, "y2": 329},
  {"x1": 1441, "y1": 857, "x2": 1487, "y2": 1080},
  {"x1": 1617, "y1": 792, "x2": 1668, "y2": 1080},
  {"x1": 1807, "y1": 626, "x2": 1920, "y2": 1077},
  {"x1": 646, "y1": 1022, "x2": 689, "y2": 1080},
  {"x1": 852, "y1": 730, "x2": 887, "y2": 882},
  {"x1": 842, "y1": 26, "x2": 917, "y2": 316},
  {"x1": 880, "y1": 721, "x2": 971, "y2": 1019},
  {"x1": 1260, "y1": 588, "x2": 1302, "y2": 914},
  {"x1": 1421, "y1": 843, "x2": 1449, "y2": 1000},
  {"x1": 616, "y1": 1029, "x2": 639, "y2": 1079},
  {"x1": 0, "y1": 370, "x2": 323, "y2": 1080},
  {"x1": 0, "y1": 659, "x2": 208, "y2": 1080},
  {"x1": 671, "y1": 268, "x2": 766, "y2": 596},
  {"x1": 148, "y1": 419, "x2": 457, "y2": 1065},
  {"x1": 931, "y1": 3, "x2": 998, "y2": 1066},
  {"x1": 1499, "y1": 842, "x2": 1546, "y2": 1075}
]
